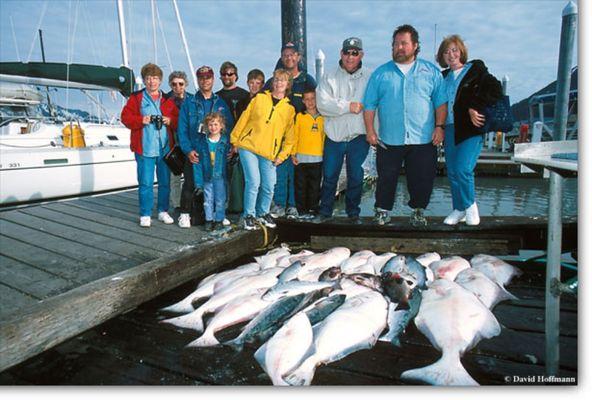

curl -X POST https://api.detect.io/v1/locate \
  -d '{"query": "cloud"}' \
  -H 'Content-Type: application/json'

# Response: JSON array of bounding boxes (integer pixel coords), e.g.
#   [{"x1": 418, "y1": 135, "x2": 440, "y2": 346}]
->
[{"x1": 0, "y1": 0, "x2": 577, "y2": 103}]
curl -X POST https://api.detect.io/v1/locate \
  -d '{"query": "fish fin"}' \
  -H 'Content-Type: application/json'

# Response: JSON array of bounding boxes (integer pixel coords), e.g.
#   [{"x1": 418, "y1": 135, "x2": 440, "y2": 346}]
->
[
  {"x1": 282, "y1": 356, "x2": 317, "y2": 386},
  {"x1": 400, "y1": 353, "x2": 479, "y2": 386},
  {"x1": 394, "y1": 302, "x2": 410, "y2": 311},
  {"x1": 186, "y1": 331, "x2": 220, "y2": 347}
]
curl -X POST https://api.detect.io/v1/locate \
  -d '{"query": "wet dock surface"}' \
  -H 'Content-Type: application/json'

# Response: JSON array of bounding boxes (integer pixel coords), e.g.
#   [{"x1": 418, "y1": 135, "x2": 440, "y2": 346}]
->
[
  {"x1": 0, "y1": 257, "x2": 577, "y2": 385},
  {"x1": 0, "y1": 189, "x2": 269, "y2": 371},
  {"x1": 0, "y1": 189, "x2": 214, "y2": 318}
]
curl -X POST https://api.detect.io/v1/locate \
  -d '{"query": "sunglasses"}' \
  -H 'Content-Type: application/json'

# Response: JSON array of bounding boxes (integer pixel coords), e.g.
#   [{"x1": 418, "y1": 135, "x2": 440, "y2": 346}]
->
[
  {"x1": 343, "y1": 49, "x2": 360, "y2": 56},
  {"x1": 221, "y1": 72, "x2": 236, "y2": 77},
  {"x1": 171, "y1": 82, "x2": 185, "y2": 87}
]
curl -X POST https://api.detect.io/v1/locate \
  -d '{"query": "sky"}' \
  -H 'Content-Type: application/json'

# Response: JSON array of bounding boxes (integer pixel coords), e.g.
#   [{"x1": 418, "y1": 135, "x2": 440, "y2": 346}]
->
[{"x1": 0, "y1": 0, "x2": 580, "y2": 114}]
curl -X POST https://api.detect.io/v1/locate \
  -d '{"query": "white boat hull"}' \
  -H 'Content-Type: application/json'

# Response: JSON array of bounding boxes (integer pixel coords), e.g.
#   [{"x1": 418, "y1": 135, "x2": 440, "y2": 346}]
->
[{"x1": 0, "y1": 145, "x2": 138, "y2": 205}]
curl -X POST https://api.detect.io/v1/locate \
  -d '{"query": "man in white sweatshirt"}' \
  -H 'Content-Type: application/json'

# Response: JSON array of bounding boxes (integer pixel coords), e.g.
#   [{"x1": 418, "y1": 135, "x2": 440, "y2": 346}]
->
[{"x1": 315, "y1": 37, "x2": 371, "y2": 223}]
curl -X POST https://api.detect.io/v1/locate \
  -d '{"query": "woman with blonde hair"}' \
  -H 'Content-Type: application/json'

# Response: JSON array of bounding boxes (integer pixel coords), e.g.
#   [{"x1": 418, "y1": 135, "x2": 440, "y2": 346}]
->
[
  {"x1": 437, "y1": 35, "x2": 503, "y2": 226},
  {"x1": 230, "y1": 69, "x2": 296, "y2": 230}
]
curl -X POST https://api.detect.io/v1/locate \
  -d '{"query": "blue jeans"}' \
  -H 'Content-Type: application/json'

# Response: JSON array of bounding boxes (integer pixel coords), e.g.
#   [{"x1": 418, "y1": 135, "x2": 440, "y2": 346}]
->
[
  {"x1": 319, "y1": 134, "x2": 369, "y2": 217},
  {"x1": 135, "y1": 153, "x2": 170, "y2": 217},
  {"x1": 444, "y1": 124, "x2": 483, "y2": 211},
  {"x1": 273, "y1": 159, "x2": 295, "y2": 208},
  {"x1": 203, "y1": 178, "x2": 227, "y2": 222},
  {"x1": 239, "y1": 148, "x2": 276, "y2": 218}
]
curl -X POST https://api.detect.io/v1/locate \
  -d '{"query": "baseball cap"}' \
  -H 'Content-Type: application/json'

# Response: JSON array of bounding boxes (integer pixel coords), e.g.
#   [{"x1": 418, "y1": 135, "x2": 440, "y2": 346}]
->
[
  {"x1": 281, "y1": 42, "x2": 299, "y2": 52},
  {"x1": 342, "y1": 37, "x2": 363, "y2": 52},
  {"x1": 196, "y1": 65, "x2": 214, "y2": 78}
]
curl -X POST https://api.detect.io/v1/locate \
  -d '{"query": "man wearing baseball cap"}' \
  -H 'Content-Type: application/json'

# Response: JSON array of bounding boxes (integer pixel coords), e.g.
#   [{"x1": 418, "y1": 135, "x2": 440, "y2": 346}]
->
[
  {"x1": 266, "y1": 41, "x2": 317, "y2": 220},
  {"x1": 176, "y1": 65, "x2": 234, "y2": 228},
  {"x1": 316, "y1": 36, "x2": 372, "y2": 224}
]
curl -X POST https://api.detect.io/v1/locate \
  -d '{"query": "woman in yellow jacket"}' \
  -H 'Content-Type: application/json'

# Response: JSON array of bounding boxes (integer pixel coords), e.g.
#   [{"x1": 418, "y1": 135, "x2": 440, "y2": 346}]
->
[{"x1": 230, "y1": 69, "x2": 296, "y2": 230}]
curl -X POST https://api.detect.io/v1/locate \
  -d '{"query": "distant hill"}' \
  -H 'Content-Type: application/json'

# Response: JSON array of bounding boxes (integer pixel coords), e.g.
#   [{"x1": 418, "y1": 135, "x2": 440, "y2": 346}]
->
[{"x1": 511, "y1": 66, "x2": 578, "y2": 123}]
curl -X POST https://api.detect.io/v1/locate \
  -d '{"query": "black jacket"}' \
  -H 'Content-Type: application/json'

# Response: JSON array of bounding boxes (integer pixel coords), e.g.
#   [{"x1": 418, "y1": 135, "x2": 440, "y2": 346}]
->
[{"x1": 443, "y1": 60, "x2": 503, "y2": 145}]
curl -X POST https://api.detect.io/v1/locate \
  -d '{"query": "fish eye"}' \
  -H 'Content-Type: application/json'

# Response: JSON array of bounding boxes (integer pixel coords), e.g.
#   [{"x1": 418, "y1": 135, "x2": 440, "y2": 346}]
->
[{"x1": 405, "y1": 280, "x2": 415, "y2": 286}]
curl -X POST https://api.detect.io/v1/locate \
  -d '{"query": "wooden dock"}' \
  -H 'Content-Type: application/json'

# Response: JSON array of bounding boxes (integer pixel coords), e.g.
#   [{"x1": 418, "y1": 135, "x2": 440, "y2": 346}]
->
[
  {"x1": 0, "y1": 256, "x2": 577, "y2": 385},
  {"x1": 277, "y1": 216, "x2": 578, "y2": 256},
  {"x1": 0, "y1": 190, "x2": 275, "y2": 371},
  {"x1": 0, "y1": 190, "x2": 578, "y2": 383}
]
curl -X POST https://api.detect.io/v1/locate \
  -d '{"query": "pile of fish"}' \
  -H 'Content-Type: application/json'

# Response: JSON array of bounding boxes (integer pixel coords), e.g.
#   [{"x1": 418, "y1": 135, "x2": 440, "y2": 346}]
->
[{"x1": 159, "y1": 245, "x2": 522, "y2": 386}]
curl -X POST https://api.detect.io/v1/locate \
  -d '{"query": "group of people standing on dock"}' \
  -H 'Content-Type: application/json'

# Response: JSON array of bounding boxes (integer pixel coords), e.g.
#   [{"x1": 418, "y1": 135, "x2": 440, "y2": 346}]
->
[{"x1": 121, "y1": 24, "x2": 504, "y2": 232}]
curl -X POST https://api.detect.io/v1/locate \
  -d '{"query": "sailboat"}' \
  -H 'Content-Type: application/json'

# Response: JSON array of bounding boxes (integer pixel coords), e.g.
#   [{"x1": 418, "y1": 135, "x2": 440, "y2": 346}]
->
[{"x1": 0, "y1": 61, "x2": 137, "y2": 206}]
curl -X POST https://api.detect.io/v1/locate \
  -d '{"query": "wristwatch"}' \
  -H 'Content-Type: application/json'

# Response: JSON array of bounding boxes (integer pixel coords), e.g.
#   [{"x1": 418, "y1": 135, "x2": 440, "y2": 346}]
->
[{"x1": 435, "y1": 124, "x2": 445, "y2": 129}]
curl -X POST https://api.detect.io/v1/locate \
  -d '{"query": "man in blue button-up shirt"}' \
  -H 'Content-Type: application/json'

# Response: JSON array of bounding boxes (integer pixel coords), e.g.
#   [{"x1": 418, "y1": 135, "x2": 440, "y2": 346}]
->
[{"x1": 363, "y1": 24, "x2": 447, "y2": 226}]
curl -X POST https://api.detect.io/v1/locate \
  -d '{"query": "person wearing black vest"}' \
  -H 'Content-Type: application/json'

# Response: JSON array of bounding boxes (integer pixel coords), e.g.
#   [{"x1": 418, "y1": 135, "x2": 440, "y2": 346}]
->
[{"x1": 437, "y1": 34, "x2": 503, "y2": 226}]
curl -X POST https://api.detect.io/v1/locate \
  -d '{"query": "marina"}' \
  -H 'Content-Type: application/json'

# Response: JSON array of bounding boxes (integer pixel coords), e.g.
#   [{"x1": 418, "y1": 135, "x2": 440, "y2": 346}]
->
[{"x1": 0, "y1": 0, "x2": 581, "y2": 389}]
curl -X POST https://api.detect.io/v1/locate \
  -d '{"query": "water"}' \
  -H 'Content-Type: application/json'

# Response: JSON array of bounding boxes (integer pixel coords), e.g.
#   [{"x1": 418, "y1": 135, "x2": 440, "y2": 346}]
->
[{"x1": 334, "y1": 176, "x2": 578, "y2": 218}]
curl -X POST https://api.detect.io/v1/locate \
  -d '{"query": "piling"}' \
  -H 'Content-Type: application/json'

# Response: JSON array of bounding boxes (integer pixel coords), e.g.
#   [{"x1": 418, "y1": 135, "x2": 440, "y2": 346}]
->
[
  {"x1": 315, "y1": 49, "x2": 325, "y2": 83},
  {"x1": 281, "y1": 0, "x2": 308, "y2": 69},
  {"x1": 545, "y1": 0, "x2": 577, "y2": 377}
]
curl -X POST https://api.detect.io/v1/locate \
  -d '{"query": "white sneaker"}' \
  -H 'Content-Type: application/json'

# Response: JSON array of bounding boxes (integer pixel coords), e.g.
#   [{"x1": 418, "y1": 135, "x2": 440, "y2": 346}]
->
[
  {"x1": 222, "y1": 218, "x2": 230, "y2": 226},
  {"x1": 178, "y1": 213, "x2": 191, "y2": 228},
  {"x1": 465, "y1": 202, "x2": 480, "y2": 225},
  {"x1": 140, "y1": 216, "x2": 151, "y2": 227},
  {"x1": 158, "y1": 211, "x2": 174, "y2": 224},
  {"x1": 443, "y1": 209, "x2": 466, "y2": 225}
]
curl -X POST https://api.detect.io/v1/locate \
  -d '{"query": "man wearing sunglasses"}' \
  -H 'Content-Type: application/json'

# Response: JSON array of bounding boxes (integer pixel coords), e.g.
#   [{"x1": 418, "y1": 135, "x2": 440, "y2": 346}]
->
[
  {"x1": 315, "y1": 37, "x2": 372, "y2": 224},
  {"x1": 165, "y1": 71, "x2": 193, "y2": 211},
  {"x1": 216, "y1": 61, "x2": 250, "y2": 122}
]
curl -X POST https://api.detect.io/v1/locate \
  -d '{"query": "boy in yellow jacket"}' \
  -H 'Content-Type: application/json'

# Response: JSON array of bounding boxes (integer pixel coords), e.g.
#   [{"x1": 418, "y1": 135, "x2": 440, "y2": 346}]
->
[{"x1": 291, "y1": 87, "x2": 325, "y2": 218}]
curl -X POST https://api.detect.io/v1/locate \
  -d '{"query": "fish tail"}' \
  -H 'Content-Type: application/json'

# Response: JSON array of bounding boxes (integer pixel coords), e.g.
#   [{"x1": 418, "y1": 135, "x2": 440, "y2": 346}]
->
[
  {"x1": 160, "y1": 296, "x2": 201, "y2": 314},
  {"x1": 283, "y1": 356, "x2": 317, "y2": 386},
  {"x1": 500, "y1": 286, "x2": 519, "y2": 302},
  {"x1": 186, "y1": 330, "x2": 219, "y2": 347},
  {"x1": 400, "y1": 353, "x2": 479, "y2": 386},
  {"x1": 270, "y1": 375, "x2": 290, "y2": 386},
  {"x1": 223, "y1": 337, "x2": 244, "y2": 352},
  {"x1": 160, "y1": 311, "x2": 204, "y2": 332}
]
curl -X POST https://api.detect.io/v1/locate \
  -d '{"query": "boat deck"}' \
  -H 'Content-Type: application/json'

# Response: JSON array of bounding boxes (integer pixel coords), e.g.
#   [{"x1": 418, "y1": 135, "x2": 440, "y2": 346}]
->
[{"x1": 0, "y1": 256, "x2": 577, "y2": 385}]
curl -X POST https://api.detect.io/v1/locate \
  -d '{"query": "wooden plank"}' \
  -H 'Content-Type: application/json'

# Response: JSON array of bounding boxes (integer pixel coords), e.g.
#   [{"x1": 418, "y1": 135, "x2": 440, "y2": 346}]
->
[
  {"x1": 0, "y1": 210, "x2": 156, "y2": 262},
  {"x1": 46, "y1": 202, "x2": 190, "y2": 244},
  {"x1": 74, "y1": 197, "x2": 139, "y2": 217},
  {"x1": 0, "y1": 234, "x2": 106, "y2": 283},
  {"x1": 0, "y1": 219, "x2": 136, "y2": 274},
  {"x1": 105, "y1": 193, "x2": 141, "y2": 207},
  {"x1": 494, "y1": 304, "x2": 577, "y2": 337},
  {"x1": 0, "y1": 228, "x2": 275, "y2": 372},
  {"x1": 0, "y1": 283, "x2": 38, "y2": 320},
  {"x1": 0, "y1": 255, "x2": 77, "y2": 299},
  {"x1": 23, "y1": 206, "x2": 176, "y2": 253},
  {"x1": 114, "y1": 189, "x2": 139, "y2": 199},
  {"x1": 311, "y1": 235, "x2": 513, "y2": 255},
  {"x1": 75, "y1": 196, "x2": 139, "y2": 214}
]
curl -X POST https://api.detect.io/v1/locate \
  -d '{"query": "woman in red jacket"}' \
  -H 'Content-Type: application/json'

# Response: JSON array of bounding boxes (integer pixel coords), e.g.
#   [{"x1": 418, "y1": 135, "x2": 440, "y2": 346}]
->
[{"x1": 121, "y1": 63, "x2": 179, "y2": 227}]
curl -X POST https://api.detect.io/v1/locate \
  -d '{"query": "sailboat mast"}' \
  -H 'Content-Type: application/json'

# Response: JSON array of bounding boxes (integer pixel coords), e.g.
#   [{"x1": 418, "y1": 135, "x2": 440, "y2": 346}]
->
[
  {"x1": 116, "y1": 0, "x2": 130, "y2": 68},
  {"x1": 172, "y1": 0, "x2": 197, "y2": 92},
  {"x1": 151, "y1": 0, "x2": 157, "y2": 64}
]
